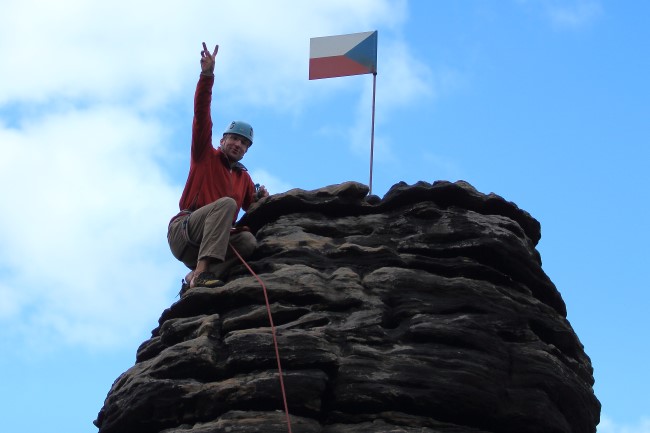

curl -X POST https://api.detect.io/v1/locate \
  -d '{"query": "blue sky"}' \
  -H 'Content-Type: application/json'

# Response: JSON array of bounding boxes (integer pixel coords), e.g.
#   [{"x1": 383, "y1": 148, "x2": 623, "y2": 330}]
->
[{"x1": 0, "y1": 1, "x2": 648, "y2": 432}]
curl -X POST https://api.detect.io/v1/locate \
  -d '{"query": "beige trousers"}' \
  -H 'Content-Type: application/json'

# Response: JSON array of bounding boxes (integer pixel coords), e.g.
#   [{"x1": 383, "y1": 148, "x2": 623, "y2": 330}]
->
[{"x1": 167, "y1": 197, "x2": 257, "y2": 279}]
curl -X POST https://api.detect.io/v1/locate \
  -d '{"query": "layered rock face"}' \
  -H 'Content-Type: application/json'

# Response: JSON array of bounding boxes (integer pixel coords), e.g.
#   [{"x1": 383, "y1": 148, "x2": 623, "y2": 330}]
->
[{"x1": 94, "y1": 181, "x2": 600, "y2": 433}]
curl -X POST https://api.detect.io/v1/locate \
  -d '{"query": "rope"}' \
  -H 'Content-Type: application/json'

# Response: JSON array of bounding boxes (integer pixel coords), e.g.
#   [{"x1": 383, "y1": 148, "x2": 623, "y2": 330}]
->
[{"x1": 229, "y1": 243, "x2": 293, "y2": 433}]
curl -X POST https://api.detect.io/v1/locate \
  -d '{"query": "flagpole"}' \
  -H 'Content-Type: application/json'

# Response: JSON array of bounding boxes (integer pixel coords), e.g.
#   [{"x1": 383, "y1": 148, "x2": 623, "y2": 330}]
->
[{"x1": 369, "y1": 71, "x2": 377, "y2": 196}]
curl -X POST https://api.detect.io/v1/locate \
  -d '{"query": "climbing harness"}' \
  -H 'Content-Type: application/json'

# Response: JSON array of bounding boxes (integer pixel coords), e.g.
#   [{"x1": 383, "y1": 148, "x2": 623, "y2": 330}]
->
[{"x1": 230, "y1": 243, "x2": 293, "y2": 433}]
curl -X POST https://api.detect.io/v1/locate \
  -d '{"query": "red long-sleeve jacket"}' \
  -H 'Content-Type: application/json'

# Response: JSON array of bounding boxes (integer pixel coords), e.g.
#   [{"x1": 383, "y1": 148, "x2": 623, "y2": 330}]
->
[{"x1": 175, "y1": 74, "x2": 256, "y2": 219}]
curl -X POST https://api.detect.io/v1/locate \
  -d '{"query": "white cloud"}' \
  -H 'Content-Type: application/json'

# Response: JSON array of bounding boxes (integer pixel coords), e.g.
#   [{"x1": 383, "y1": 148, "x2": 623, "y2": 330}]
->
[
  {"x1": 0, "y1": 106, "x2": 181, "y2": 350},
  {"x1": 515, "y1": 0, "x2": 603, "y2": 30},
  {"x1": 212, "y1": 0, "x2": 409, "y2": 113},
  {"x1": 250, "y1": 169, "x2": 294, "y2": 196},
  {"x1": 0, "y1": 282, "x2": 26, "y2": 318},
  {"x1": 377, "y1": 40, "x2": 436, "y2": 108},
  {"x1": 0, "y1": 1, "x2": 190, "y2": 106},
  {"x1": 598, "y1": 416, "x2": 650, "y2": 433},
  {"x1": 0, "y1": 0, "x2": 409, "y2": 111},
  {"x1": 346, "y1": 38, "x2": 444, "y2": 162},
  {"x1": 545, "y1": 0, "x2": 603, "y2": 29}
]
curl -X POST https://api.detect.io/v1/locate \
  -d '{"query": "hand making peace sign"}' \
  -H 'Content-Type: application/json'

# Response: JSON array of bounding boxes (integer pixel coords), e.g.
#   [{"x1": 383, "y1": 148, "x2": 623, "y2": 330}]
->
[{"x1": 200, "y1": 42, "x2": 219, "y2": 74}]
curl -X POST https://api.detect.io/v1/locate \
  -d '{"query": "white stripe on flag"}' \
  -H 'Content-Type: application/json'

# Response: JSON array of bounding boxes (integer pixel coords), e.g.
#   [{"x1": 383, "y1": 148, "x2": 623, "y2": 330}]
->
[{"x1": 310, "y1": 31, "x2": 376, "y2": 59}]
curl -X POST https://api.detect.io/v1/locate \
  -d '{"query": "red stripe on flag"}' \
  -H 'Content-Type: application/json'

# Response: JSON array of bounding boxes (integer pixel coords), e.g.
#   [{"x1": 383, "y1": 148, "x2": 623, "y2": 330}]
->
[{"x1": 309, "y1": 56, "x2": 373, "y2": 80}]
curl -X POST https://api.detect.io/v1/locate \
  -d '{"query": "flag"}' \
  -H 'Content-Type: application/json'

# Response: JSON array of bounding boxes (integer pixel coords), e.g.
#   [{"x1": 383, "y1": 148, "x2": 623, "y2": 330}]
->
[{"x1": 309, "y1": 31, "x2": 378, "y2": 80}]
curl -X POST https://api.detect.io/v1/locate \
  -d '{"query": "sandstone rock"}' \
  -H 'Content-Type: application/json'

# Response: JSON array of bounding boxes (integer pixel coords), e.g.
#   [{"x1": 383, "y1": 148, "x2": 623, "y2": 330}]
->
[{"x1": 94, "y1": 180, "x2": 600, "y2": 433}]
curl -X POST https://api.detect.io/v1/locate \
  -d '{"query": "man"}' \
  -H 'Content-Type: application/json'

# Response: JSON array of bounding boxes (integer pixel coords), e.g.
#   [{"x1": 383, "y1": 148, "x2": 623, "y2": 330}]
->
[{"x1": 167, "y1": 42, "x2": 268, "y2": 294}]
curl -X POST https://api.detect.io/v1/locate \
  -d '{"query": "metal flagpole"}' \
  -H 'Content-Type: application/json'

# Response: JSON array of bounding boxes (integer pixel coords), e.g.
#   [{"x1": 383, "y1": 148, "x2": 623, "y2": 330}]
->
[{"x1": 369, "y1": 72, "x2": 377, "y2": 195}]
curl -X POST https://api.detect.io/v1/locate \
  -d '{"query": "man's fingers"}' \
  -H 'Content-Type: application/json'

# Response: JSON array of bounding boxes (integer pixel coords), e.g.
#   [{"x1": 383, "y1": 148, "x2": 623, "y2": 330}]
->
[{"x1": 201, "y1": 42, "x2": 218, "y2": 61}]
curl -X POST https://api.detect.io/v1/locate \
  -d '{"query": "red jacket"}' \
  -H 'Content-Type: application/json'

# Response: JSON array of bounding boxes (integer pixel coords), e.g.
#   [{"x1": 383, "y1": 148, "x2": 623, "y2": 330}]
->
[{"x1": 176, "y1": 74, "x2": 256, "y2": 218}]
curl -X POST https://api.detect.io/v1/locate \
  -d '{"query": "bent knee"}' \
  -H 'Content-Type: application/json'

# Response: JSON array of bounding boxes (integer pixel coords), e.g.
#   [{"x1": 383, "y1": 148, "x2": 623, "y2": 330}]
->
[
  {"x1": 216, "y1": 196, "x2": 237, "y2": 209},
  {"x1": 206, "y1": 197, "x2": 238, "y2": 219}
]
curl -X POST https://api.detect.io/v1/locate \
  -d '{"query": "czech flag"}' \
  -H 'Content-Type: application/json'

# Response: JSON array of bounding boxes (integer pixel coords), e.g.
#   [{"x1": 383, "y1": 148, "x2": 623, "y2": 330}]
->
[{"x1": 309, "y1": 31, "x2": 378, "y2": 80}]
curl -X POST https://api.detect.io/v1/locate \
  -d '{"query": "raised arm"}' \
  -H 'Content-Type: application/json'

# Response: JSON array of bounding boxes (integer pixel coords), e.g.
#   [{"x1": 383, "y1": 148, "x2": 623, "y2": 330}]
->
[{"x1": 191, "y1": 42, "x2": 219, "y2": 161}]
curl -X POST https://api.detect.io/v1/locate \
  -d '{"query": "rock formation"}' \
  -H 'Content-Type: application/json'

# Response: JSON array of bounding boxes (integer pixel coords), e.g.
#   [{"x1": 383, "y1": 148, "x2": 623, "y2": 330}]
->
[{"x1": 94, "y1": 180, "x2": 600, "y2": 433}]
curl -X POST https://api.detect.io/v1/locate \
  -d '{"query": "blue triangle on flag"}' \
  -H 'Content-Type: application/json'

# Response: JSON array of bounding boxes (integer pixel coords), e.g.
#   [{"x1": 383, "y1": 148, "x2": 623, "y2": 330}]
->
[{"x1": 345, "y1": 31, "x2": 377, "y2": 73}]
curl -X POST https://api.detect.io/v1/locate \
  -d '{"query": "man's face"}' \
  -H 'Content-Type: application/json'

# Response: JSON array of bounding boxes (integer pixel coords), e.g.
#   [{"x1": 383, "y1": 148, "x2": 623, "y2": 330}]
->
[{"x1": 220, "y1": 134, "x2": 250, "y2": 162}]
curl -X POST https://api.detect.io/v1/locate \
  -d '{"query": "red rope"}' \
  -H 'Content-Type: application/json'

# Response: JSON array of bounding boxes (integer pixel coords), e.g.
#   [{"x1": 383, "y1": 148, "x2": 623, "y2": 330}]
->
[{"x1": 230, "y1": 243, "x2": 293, "y2": 433}]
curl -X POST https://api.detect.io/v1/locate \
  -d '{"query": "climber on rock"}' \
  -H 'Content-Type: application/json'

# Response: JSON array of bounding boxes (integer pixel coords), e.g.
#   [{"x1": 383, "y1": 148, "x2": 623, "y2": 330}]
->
[{"x1": 167, "y1": 42, "x2": 268, "y2": 295}]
